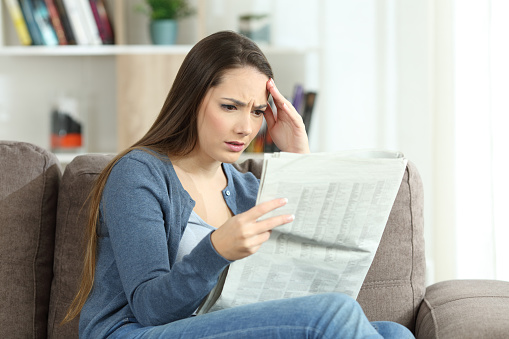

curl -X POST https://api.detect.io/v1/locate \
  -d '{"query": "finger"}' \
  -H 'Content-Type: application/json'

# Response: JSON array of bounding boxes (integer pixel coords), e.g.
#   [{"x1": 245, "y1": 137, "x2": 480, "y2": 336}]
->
[
  {"x1": 281, "y1": 101, "x2": 305, "y2": 126},
  {"x1": 247, "y1": 198, "x2": 288, "y2": 220},
  {"x1": 245, "y1": 230, "x2": 272, "y2": 250},
  {"x1": 267, "y1": 78, "x2": 290, "y2": 108},
  {"x1": 255, "y1": 213, "x2": 295, "y2": 233},
  {"x1": 267, "y1": 80, "x2": 302, "y2": 122}
]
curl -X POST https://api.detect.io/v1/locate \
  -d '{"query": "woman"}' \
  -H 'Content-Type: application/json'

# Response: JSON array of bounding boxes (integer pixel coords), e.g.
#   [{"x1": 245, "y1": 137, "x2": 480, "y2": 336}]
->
[{"x1": 64, "y1": 31, "x2": 414, "y2": 338}]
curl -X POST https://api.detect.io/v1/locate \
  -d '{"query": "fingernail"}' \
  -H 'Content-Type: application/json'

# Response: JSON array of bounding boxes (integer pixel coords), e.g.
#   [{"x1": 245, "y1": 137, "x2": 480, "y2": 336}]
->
[
  {"x1": 280, "y1": 198, "x2": 288, "y2": 205},
  {"x1": 286, "y1": 214, "x2": 295, "y2": 222},
  {"x1": 270, "y1": 78, "x2": 275, "y2": 86}
]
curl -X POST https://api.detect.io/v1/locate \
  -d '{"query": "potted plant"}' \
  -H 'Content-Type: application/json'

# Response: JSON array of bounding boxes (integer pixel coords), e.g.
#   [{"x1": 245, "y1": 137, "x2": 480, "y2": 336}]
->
[
  {"x1": 137, "y1": 0, "x2": 194, "y2": 45},
  {"x1": 239, "y1": 14, "x2": 271, "y2": 44}
]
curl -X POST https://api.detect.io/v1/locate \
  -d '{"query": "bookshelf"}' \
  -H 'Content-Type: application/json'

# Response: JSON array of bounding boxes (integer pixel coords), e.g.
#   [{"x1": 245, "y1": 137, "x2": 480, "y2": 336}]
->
[
  {"x1": 0, "y1": 1, "x2": 317, "y2": 154},
  {"x1": 0, "y1": 44, "x2": 194, "y2": 55}
]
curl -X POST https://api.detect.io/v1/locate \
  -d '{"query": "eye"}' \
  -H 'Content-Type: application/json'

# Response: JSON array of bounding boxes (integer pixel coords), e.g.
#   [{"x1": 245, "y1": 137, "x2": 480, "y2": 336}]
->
[
  {"x1": 252, "y1": 110, "x2": 265, "y2": 117},
  {"x1": 221, "y1": 104, "x2": 237, "y2": 111}
]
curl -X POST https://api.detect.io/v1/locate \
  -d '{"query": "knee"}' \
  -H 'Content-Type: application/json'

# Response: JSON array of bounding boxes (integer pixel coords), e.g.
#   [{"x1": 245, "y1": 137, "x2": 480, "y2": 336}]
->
[
  {"x1": 309, "y1": 293, "x2": 364, "y2": 316},
  {"x1": 318, "y1": 292, "x2": 360, "y2": 308},
  {"x1": 301, "y1": 294, "x2": 376, "y2": 337}
]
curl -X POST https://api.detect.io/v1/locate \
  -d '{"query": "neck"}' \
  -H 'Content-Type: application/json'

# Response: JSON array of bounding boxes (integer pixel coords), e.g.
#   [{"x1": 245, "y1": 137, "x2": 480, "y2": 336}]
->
[{"x1": 171, "y1": 152, "x2": 222, "y2": 180}]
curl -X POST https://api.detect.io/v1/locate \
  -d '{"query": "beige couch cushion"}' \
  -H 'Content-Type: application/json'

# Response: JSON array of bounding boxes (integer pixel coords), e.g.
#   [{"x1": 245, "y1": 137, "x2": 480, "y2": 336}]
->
[
  {"x1": 416, "y1": 279, "x2": 509, "y2": 339},
  {"x1": 0, "y1": 141, "x2": 61, "y2": 339},
  {"x1": 48, "y1": 154, "x2": 114, "y2": 339},
  {"x1": 357, "y1": 161, "x2": 426, "y2": 332}
]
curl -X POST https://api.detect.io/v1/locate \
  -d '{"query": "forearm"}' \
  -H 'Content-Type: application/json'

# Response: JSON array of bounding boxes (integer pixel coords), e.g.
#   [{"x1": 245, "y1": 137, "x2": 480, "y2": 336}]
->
[{"x1": 126, "y1": 235, "x2": 230, "y2": 326}]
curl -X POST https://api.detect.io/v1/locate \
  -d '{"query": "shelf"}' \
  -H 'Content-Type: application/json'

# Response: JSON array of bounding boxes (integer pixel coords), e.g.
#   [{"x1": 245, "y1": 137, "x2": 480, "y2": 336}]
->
[
  {"x1": 0, "y1": 44, "x2": 316, "y2": 57},
  {"x1": 0, "y1": 45, "x2": 192, "y2": 56}
]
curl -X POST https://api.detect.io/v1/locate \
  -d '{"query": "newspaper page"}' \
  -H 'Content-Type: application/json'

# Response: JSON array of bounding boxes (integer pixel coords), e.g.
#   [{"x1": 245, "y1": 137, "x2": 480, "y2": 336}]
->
[{"x1": 198, "y1": 151, "x2": 407, "y2": 314}]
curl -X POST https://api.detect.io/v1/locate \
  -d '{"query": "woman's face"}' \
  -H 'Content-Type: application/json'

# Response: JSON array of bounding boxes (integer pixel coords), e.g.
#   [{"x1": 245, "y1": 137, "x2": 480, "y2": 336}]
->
[{"x1": 195, "y1": 66, "x2": 269, "y2": 164}]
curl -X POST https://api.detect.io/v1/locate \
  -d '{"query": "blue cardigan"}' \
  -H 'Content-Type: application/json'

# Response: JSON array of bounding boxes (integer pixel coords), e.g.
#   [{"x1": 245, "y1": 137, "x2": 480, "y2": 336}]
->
[{"x1": 79, "y1": 149, "x2": 259, "y2": 338}]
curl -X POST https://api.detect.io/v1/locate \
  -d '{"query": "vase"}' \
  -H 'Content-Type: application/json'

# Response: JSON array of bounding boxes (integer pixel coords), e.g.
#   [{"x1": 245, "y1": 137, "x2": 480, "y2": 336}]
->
[{"x1": 150, "y1": 19, "x2": 178, "y2": 45}]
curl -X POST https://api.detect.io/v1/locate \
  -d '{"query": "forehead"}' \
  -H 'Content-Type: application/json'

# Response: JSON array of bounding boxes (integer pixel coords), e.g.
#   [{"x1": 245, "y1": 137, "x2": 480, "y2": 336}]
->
[{"x1": 212, "y1": 67, "x2": 269, "y2": 101}]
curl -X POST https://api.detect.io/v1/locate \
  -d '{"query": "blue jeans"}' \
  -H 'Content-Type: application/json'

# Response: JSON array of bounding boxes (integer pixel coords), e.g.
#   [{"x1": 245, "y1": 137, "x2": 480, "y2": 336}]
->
[{"x1": 108, "y1": 293, "x2": 414, "y2": 338}]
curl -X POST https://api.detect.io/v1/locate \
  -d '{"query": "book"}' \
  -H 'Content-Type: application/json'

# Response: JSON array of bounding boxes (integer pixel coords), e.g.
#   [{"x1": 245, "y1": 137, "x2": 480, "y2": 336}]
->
[
  {"x1": 291, "y1": 85, "x2": 317, "y2": 135},
  {"x1": 198, "y1": 150, "x2": 407, "y2": 313},
  {"x1": 302, "y1": 92, "x2": 316, "y2": 134},
  {"x1": 291, "y1": 83, "x2": 305, "y2": 114},
  {"x1": 19, "y1": 0, "x2": 43, "y2": 45},
  {"x1": 89, "y1": 0, "x2": 114, "y2": 44},
  {"x1": 31, "y1": 0, "x2": 58, "y2": 45},
  {"x1": 53, "y1": 0, "x2": 75, "y2": 44},
  {"x1": 77, "y1": 0, "x2": 102, "y2": 45},
  {"x1": 50, "y1": 95, "x2": 83, "y2": 151},
  {"x1": 61, "y1": 0, "x2": 89, "y2": 44},
  {"x1": 44, "y1": 0, "x2": 68, "y2": 44},
  {"x1": 4, "y1": 0, "x2": 32, "y2": 45}
]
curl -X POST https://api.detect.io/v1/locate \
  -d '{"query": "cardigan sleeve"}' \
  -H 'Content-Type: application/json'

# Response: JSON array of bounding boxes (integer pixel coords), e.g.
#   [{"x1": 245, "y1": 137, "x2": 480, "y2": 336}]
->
[{"x1": 102, "y1": 155, "x2": 230, "y2": 326}]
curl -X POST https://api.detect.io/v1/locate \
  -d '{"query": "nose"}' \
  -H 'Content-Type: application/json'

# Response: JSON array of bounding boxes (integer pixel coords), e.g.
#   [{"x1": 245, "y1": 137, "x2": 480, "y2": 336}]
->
[{"x1": 234, "y1": 112, "x2": 253, "y2": 136}]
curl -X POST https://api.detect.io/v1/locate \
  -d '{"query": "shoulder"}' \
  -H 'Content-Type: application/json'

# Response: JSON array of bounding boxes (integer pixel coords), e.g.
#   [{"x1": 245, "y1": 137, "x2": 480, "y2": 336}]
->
[
  {"x1": 119, "y1": 148, "x2": 170, "y2": 168},
  {"x1": 105, "y1": 148, "x2": 178, "y2": 195},
  {"x1": 111, "y1": 149, "x2": 172, "y2": 178},
  {"x1": 102, "y1": 148, "x2": 191, "y2": 218}
]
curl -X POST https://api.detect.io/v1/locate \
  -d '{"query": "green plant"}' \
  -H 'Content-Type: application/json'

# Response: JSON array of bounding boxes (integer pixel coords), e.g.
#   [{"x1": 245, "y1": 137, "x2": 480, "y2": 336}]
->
[
  {"x1": 239, "y1": 14, "x2": 269, "y2": 21},
  {"x1": 136, "y1": 0, "x2": 194, "y2": 21}
]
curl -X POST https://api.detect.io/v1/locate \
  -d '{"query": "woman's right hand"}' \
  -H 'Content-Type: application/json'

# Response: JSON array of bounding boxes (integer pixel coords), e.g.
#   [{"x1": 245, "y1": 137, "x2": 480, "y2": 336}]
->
[{"x1": 210, "y1": 198, "x2": 294, "y2": 261}]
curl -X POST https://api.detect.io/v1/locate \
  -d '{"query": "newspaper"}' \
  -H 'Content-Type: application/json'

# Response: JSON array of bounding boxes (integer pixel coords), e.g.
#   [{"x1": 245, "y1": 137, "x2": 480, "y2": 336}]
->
[{"x1": 198, "y1": 150, "x2": 407, "y2": 314}]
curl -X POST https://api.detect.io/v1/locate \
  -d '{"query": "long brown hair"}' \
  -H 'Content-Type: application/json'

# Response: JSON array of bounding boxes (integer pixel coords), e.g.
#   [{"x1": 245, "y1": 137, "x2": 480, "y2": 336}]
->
[{"x1": 62, "y1": 30, "x2": 273, "y2": 323}]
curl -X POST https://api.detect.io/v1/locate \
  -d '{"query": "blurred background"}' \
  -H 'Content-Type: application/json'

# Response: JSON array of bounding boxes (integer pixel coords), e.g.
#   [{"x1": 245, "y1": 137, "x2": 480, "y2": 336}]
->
[{"x1": 1, "y1": 0, "x2": 508, "y2": 287}]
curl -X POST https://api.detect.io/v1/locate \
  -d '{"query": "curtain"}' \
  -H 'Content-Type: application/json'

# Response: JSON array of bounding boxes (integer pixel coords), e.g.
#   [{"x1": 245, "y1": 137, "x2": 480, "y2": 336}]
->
[{"x1": 455, "y1": 0, "x2": 509, "y2": 280}]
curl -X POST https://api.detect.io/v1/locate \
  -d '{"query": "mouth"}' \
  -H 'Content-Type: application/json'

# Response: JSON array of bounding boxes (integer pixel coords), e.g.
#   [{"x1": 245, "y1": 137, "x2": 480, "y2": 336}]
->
[
  {"x1": 226, "y1": 141, "x2": 245, "y2": 146},
  {"x1": 225, "y1": 141, "x2": 245, "y2": 152}
]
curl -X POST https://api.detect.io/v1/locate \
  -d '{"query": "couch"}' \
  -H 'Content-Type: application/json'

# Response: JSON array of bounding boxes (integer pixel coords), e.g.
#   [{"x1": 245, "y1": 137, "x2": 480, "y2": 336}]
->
[{"x1": 1, "y1": 140, "x2": 509, "y2": 338}]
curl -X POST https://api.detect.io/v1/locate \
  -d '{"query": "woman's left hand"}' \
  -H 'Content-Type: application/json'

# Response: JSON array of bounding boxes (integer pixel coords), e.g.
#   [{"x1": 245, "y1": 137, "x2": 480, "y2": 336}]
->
[{"x1": 265, "y1": 78, "x2": 310, "y2": 154}]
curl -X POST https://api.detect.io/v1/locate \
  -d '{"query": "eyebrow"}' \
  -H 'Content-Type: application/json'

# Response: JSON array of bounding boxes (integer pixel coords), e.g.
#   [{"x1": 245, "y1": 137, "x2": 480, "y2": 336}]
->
[{"x1": 222, "y1": 98, "x2": 267, "y2": 110}]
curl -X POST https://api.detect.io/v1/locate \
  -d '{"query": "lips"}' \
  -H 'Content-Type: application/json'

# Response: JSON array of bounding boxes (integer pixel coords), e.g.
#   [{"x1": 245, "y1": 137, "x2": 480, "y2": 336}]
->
[{"x1": 225, "y1": 141, "x2": 245, "y2": 152}]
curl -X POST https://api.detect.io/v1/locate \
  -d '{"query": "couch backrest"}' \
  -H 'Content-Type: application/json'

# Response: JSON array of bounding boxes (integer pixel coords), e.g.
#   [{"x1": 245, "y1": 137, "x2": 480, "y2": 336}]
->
[
  {"x1": 47, "y1": 154, "x2": 114, "y2": 339},
  {"x1": 0, "y1": 141, "x2": 61, "y2": 339},
  {"x1": 356, "y1": 161, "x2": 426, "y2": 332},
  {"x1": 49, "y1": 153, "x2": 426, "y2": 337}
]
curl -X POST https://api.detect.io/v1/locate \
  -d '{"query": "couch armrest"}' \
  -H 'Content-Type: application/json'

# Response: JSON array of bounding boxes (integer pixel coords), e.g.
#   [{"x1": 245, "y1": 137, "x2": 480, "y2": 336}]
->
[{"x1": 415, "y1": 279, "x2": 509, "y2": 339}]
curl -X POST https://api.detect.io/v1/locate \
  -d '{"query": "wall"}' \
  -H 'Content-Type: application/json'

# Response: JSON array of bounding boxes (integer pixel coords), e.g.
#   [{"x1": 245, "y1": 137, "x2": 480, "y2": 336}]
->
[
  {"x1": 0, "y1": 56, "x2": 117, "y2": 153},
  {"x1": 209, "y1": 0, "x2": 440, "y2": 283},
  {"x1": 317, "y1": 0, "x2": 437, "y2": 283},
  {"x1": 2, "y1": 0, "x2": 451, "y2": 284}
]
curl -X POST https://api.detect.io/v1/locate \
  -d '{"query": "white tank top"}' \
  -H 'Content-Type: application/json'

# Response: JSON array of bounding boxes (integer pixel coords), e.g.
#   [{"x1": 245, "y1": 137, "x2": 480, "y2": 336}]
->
[{"x1": 175, "y1": 211, "x2": 217, "y2": 263}]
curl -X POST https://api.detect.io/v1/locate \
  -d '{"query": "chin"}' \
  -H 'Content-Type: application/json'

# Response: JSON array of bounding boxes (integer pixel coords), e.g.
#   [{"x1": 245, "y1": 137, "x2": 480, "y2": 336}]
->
[{"x1": 219, "y1": 151, "x2": 243, "y2": 164}]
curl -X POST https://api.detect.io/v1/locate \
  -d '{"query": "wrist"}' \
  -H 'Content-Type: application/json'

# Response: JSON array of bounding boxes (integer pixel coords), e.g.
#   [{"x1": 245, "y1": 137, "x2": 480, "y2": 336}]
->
[
  {"x1": 210, "y1": 230, "x2": 235, "y2": 261},
  {"x1": 282, "y1": 142, "x2": 310, "y2": 154}
]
